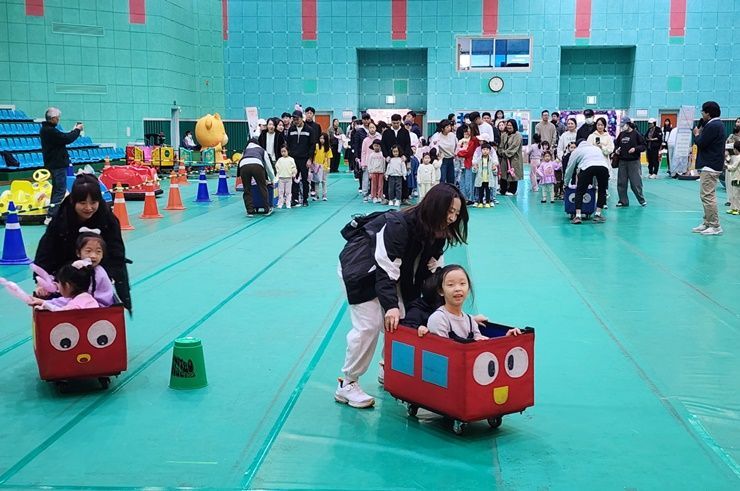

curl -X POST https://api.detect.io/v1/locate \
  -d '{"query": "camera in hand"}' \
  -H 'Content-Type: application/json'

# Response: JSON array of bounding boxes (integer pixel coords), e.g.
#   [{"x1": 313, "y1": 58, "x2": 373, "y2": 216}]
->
[{"x1": 595, "y1": 137, "x2": 601, "y2": 144}]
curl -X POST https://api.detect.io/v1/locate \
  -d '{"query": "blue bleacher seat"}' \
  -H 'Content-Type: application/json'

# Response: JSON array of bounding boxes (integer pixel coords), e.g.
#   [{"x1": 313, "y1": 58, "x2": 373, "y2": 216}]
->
[
  {"x1": 0, "y1": 109, "x2": 8, "y2": 120},
  {"x1": 16, "y1": 110, "x2": 27, "y2": 119},
  {"x1": 0, "y1": 138, "x2": 7, "y2": 151},
  {"x1": 12, "y1": 123, "x2": 22, "y2": 135},
  {"x1": 0, "y1": 124, "x2": 7, "y2": 136},
  {"x1": 0, "y1": 153, "x2": 5, "y2": 168}
]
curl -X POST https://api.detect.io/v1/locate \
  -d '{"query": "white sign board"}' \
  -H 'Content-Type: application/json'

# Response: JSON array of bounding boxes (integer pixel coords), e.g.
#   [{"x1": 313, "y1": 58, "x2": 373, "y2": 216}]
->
[
  {"x1": 245, "y1": 107, "x2": 260, "y2": 138},
  {"x1": 669, "y1": 105, "x2": 695, "y2": 175},
  {"x1": 366, "y1": 109, "x2": 410, "y2": 125}
]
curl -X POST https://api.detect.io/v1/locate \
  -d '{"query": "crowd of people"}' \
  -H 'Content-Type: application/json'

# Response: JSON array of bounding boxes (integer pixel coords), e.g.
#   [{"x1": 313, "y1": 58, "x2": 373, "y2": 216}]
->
[{"x1": 237, "y1": 103, "x2": 736, "y2": 233}]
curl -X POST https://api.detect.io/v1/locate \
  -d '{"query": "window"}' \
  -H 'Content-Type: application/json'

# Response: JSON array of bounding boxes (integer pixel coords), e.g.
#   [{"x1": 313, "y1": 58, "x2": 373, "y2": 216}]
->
[{"x1": 457, "y1": 36, "x2": 531, "y2": 72}]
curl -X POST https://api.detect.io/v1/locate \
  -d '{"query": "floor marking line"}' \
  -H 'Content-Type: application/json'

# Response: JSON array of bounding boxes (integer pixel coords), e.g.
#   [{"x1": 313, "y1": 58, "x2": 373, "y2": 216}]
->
[
  {"x1": 505, "y1": 199, "x2": 740, "y2": 481},
  {"x1": 240, "y1": 301, "x2": 349, "y2": 489},
  {"x1": 230, "y1": 293, "x2": 343, "y2": 474},
  {"x1": 614, "y1": 237, "x2": 739, "y2": 322},
  {"x1": 0, "y1": 196, "x2": 358, "y2": 486},
  {"x1": 0, "y1": 336, "x2": 32, "y2": 357}
]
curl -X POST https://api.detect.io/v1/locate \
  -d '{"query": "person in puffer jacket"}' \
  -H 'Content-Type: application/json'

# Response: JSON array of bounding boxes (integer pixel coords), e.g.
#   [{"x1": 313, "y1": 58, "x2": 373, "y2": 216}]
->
[{"x1": 334, "y1": 183, "x2": 469, "y2": 409}]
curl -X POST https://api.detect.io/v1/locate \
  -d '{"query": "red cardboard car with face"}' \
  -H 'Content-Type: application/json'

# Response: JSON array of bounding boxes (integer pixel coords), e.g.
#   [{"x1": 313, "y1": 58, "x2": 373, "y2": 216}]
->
[{"x1": 384, "y1": 322, "x2": 535, "y2": 434}]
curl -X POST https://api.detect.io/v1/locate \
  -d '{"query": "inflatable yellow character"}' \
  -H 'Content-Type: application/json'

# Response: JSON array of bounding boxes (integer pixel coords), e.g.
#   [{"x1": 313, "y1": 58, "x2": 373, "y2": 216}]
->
[{"x1": 195, "y1": 113, "x2": 229, "y2": 165}]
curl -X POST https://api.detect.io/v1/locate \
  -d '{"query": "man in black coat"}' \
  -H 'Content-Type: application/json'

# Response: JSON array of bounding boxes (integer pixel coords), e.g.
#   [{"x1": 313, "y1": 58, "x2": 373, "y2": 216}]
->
[
  {"x1": 692, "y1": 101, "x2": 727, "y2": 235},
  {"x1": 381, "y1": 114, "x2": 413, "y2": 202},
  {"x1": 404, "y1": 111, "x2": 422, "y2": 138},
  {"x1": 285, "y1": 110, "x2": 315, "y2": 207},
  {"x1": 40, "y1": 107, "x2": 82, "y2": 217},
  {"x1": 576, "y1": 109, "x2": 597, "y2": 142},
  {"x1": 304, "y1": 106, "x2": 322, "y2": 146},
  {"x1": 350, "y1": 114, "x2": 371, "y2": 188}
]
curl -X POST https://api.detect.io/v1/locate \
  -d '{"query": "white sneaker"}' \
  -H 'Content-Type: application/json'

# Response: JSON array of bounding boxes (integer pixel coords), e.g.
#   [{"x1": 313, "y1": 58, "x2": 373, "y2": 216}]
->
[
  {"x1": 378, "y1": 361, "x2": 384, "y2": 385},
  {"x1": 700, "y1": 226, "x2": 723, "y2": 236},
  {"x1": 334, "y1": 379, "x2": 375, "y2": 408},
  {"x1": 692, "y1": 224, "x2": 708, "y2": 233},
  {"x1": 286, "y1": 204, "x2": 291, "y2": 209}
]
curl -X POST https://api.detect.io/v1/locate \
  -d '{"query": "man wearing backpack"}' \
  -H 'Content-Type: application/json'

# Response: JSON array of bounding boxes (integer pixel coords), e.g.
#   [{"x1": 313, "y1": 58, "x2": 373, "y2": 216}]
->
[{"x1": 40, "y1": 107, "x2": 83, "y2": 218}]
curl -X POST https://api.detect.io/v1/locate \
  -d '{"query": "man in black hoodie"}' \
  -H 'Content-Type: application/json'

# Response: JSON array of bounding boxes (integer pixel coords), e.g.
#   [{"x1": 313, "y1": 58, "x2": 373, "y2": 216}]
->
[
  {"x1": 614, "y1": 117, "x2": 647, "y2": 207},
  {"x1": 40, "y1": 107, "x2": 83, "y2": 217},
  {"x1": 576, "y1": 109, "x2": 597, "y2": 142},
  {"x1": 286, "y1": 110, "x2": 315, "y2": 207}
]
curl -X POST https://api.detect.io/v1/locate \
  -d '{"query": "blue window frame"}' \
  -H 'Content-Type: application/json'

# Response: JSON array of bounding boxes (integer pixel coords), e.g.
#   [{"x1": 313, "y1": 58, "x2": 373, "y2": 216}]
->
[{"x1": 457, "y1": 36, "x2": 531, "y2": 72}]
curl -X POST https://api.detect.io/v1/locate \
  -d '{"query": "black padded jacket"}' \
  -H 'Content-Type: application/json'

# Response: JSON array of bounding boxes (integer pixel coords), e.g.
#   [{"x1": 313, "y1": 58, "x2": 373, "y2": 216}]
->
[
  {"x1": 339, "y1": 210, "x2": 445, "y2": 311},
  {"x1": 34, "y1": 199, "x2": 132, "y2": 312}
]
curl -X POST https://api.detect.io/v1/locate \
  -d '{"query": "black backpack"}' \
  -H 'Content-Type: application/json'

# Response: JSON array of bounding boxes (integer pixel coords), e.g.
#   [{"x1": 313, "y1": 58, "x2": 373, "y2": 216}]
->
[{"x1": 340, "y1": 211, "x2": 387, "y2": 241}]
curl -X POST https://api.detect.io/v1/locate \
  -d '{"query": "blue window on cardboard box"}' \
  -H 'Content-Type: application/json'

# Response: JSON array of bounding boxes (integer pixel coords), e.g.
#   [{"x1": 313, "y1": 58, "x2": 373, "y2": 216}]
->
[
  {"x1": 422, "y1": 350, "x2": 448, "y2": 388},
  {"x1": 391, "y1": 341, "x2": 414, "y2": 377}
]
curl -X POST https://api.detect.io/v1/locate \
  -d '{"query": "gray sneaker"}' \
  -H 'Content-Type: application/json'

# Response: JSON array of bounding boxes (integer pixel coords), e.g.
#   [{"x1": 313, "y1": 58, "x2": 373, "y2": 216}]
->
[
  {"x1": 700, "y1": 226, "x2": 723, "y2": 236},
  {"x1": 593, "y1": 215, "x2": 607, "y2": 223},
  {"x1": 692, "y1": 224, "x2": 708, "y2": 233}
]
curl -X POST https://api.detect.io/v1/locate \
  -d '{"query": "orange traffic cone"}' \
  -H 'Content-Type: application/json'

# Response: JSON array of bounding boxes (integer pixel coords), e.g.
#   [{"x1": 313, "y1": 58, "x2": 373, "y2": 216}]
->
[
  {"x1": 178, "y1": 160, "x2": 189, "y2": 185},
  {"x1": 140, "y1": 180, "x2": 163, "y2": 219},
  {"x1": 235, "y1": 175, "x2": 243, "y2": 192},
  {"x1": 112, "y1": 183, "x2": 134, "y2": 231},
  {"x1": 164, "y1": 172, "x2": 186, "y2": 211}
]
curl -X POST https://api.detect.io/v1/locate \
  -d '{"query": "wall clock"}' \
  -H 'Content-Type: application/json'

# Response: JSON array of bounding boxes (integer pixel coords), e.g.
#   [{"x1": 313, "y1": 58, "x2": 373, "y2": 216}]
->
[{"x1": 488, "y1": 76, "x2": 504, "y2": 93}]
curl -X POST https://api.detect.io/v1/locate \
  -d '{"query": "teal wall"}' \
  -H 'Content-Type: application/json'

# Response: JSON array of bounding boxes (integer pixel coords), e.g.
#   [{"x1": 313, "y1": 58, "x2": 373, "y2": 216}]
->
[
  {"x1": 358, "y1": 49, "x2": 427, "y2": 111},
  {"x1": 1, "y1": 0, "x2": 738, "y2": 144},
  {"x1": 559, "y1": 47, "x2": 635, "y2": 110},
  {"x1": 225, "y1": 0, "x2": 740, "y2": 125},
  {"x1": 0, "y1": 0, "x2": 224, "y2": 147}
]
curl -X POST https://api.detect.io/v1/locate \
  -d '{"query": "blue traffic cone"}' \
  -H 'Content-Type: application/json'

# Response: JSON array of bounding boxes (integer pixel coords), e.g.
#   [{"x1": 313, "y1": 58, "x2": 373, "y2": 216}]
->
[
  {"x1": 194, "y1": 170, "x2": 211, "y2": 203},
  {"x1": 0, "y1": 202, "x2": 32, "y2": 265},
  {"x1": 66, "y1": 163, "x2": 74, "y2": 177},
  {"x1": 215, "y1": 167, "x2": 233, "y2": 196}
]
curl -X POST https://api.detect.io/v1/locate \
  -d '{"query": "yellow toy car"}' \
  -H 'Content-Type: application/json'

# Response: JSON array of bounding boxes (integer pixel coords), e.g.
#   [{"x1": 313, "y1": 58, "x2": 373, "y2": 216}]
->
[{"x1": 0, "y1": 169, "x2": 52, "y2": 224}]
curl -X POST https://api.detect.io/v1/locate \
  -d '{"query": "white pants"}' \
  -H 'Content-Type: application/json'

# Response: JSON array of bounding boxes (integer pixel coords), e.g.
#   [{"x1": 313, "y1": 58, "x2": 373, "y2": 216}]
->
[
  {"x1": 418, "y1": 182, "x2": 434, "y2": 200},
  {"x1": 342, "y1": 296, "x2": 406, "y2": 382}
]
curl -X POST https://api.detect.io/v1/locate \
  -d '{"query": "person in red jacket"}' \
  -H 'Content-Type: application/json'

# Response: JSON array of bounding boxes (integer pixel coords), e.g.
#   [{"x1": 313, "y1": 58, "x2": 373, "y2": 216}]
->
[{"x1": 456, "y1": 123, "x2": 481, "y2": 204}]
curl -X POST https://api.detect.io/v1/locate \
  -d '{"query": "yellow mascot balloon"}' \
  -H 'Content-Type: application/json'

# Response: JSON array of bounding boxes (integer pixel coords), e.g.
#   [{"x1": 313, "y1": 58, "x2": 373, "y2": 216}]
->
[{"x1": 195, "y1": 113, "x2": 225, "y2": 148}]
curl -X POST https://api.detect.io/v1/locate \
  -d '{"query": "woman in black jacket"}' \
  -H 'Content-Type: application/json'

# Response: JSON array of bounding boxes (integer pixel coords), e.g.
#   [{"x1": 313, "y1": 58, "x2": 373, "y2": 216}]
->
[
  {"x1": 334, "y1": 183, "x2": 469, "y2": 408},
  {"x1": 257, "y1": 117, "x2": 285, "y2": 171},
  {"x1": 34, "y1": 174, "x2": 132, "y2": 312}
]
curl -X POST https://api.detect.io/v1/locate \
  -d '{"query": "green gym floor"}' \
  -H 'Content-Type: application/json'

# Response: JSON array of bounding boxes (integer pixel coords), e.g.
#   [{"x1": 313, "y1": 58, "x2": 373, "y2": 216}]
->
[{"x1": 0, "y1": 169, "x2": 738, "y2": 490}]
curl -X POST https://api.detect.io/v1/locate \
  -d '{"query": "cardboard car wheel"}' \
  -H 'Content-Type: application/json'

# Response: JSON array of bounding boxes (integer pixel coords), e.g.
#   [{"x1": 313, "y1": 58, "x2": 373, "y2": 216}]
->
[
  {"x1": 487, "y1": 416, "x2": 503, "y2": 429},
  {"x1": 453, "y1": 420, "x2": 466, "y2": 435}
]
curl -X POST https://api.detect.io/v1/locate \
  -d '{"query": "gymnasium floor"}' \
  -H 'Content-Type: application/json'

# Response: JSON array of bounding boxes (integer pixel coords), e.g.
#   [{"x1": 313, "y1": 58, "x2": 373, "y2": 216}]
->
[{"x1": 0, "y1": 170, "x2": 738, "y2": 490}]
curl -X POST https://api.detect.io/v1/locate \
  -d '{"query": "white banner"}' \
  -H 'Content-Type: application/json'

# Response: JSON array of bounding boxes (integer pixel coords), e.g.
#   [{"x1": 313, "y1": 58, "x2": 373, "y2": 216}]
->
[
  {"x1": 245, "y1": 107, "x2": 260, "y2": 138},
  {"x1": 669, "y1": 105, "x2": 695, "y2": 175}
]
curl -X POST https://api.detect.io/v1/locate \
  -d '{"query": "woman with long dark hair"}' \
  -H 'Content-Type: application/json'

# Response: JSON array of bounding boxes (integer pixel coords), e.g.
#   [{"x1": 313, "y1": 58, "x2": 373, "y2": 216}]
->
[
  {"x1": 498, "y1": 119, "x2": 524, "y2": 195},
  {"x1": 335, "y1": 183, "x2": 469, "y2": 408},
  {"x1": 258, "y1": 117, "x2": 285, "y2": 170},
  {"x1": 329, "y1": 118, "x2": 343, "y2": 173},
  {"x1": 34, "y1": 174, "x2": 132, "y2": 311}
]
